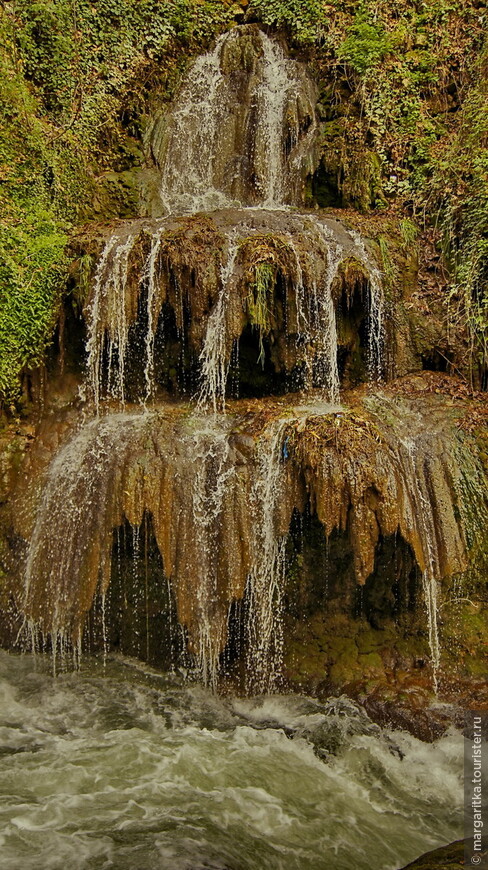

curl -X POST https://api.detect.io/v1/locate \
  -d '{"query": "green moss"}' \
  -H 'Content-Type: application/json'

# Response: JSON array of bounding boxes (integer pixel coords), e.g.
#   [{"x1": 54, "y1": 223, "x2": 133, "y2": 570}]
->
[
  {"x1": 246, "y1": 263, "x2": 275, "y2": 366},
  {"x1": 329, "y1": 661, "x2": 357, "y2": 686},
  {"x1": 0, "y1": 215, "x2": 69, "y2": 403},
  {"x1": 338, "y1": 16, "x2": 391, "y2": 76},
  {"x1": 356, "y1": 627, "x2": 395, "y2": 655},
  {"x1": 330, "y1": 636, "x2": 358, "y2": 656},
  {"x1": 453, "y1": 435, "x2": 488, "y2": 592},
  {"x1": 464, "y1": 655, "x2": 488, "y2": 678},
  {"x1": 433, "y1": 53, "x2": 488, "y2": 383},
  {"x1": 358, "y1": 652, "x2": 385, "y2": 678},
  {"x1": 395, "y1": 636, "x2": 429, "y2": 662},
  {"x1": 248, "y1": 0, "x2": 322, "y2": 43}
]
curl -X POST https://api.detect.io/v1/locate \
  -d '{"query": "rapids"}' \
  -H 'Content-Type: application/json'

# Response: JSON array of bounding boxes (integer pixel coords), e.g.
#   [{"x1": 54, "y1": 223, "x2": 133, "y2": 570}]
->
[{"x1": 0, "y1": 651, "x2": 462, "y2": 870}]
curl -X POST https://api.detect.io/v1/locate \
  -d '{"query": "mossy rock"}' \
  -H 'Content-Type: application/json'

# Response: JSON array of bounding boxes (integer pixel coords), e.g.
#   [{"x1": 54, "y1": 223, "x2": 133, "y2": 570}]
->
[
  {"x1": 461, "y1": 607, "x2": 488, "y2": 643},
  {"x1": 283, "y1": 635, "x2": 327, "y2": 683},
  {"x1": 326, "y1": 635, "x2": 358, "y2": 663},
  {"x1": 285, "y1": 656, "x2": 326, "y2": 685},
  {"x1": 358, "y1": 652, "x2": 385, "y2": 678},
  {"x1": 323, "y1": 614, "x2": 360, "y2": 638},
  {"x1": 441, "y1": 604, "x2": 488, "y2": 653},
  {"x1": 356, "y1": 627, "x2": 395, "y2": 655},
  {"x1": 395, "y1": 635, "x2": 431, "y2": 662},
  {"x1": 329, "y1": 661, "x2": 358, "y2": 686},
  {"x1": 464, "y1": 655, "x2": 488, "y2": 679}
]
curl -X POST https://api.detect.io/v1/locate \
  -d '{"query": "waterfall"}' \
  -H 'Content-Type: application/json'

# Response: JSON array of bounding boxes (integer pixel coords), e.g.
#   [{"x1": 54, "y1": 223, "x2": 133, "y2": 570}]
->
[
  {"x1": 23, "y1": 412, "x2": 154, "y2": 646},
  {"x1": 19, "y1": 21, "x2": 466, "y2": 700},
  {"x1": 349, "y1": 229, "x2": 385, "y2": 381},
  {"x1": 245, "y1": 419, "x2": 290, "y2": 693},
  {"x1": 142, "y1": 232, "x2": 163, "y2": 404},
  {"x1": 21, "y1": 410, "x2": 247, "y2": 687},
  {"x1": 184, "y1": 417, "x2": 237, "y2": 687},
  {"x1": 198, "y1": 233, "x2": 240, "y2": 413},
  {"x1": 255, "y1": 32, "x2": 298, "y2": 206},
  {"x1": 156, "y1": 26, "x2": 317, "y2": 213},
  {"x1": 399, "y1": 437, "x2": 442, "y2": 687},
  {"x1": 158, "y1": 32, "x2": 231, "y2": 215},
  {"x1": 304, "y1": 218, "x2": 344, "y2": 401},
  {"x1": 85, "y1": 232, "x2": 136, "y2": 410}
]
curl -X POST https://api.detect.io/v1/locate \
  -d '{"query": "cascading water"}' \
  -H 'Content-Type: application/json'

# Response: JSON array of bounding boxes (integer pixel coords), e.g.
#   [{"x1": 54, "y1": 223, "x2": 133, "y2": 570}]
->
[
  {"x1": 20, "y1": 22, "x2": 463, "y2": 701},
  {"x1": 23, "y1": 412, "x2": 156, "y2": 649},
  {"x1": 254, "y1": 31, "x2": 302, "y2": 206},
  {"x1": 85, "y1": 231, "x2": 137, "y2": 411},
  {"x1": 183, "y1": 417, "x2": 237, "y2": 687},
  {"x1": 198, "y1": 232, "x2": 240, "y2": 413},
  {"x1": 349, "y1": 229, "x2": 385, "y2": 381},
  {"x1": 245, "y1": 419, "x2": 290, "y2": 694},
  {"x1": 155, "y1": 26, "x2": 318, "y2": 214},
  {"x1": 6, "y1": 21, "x2": 485, "y2": 870},
  {"x1": 85, "y1": 211, "x2": 383, "y2": 411},
  {"x1": 401, "y1": 437, "x2": 441, "y2": 688},
  {"x1": 142, "y1": 232, "x2": 163, "y2": 403}
]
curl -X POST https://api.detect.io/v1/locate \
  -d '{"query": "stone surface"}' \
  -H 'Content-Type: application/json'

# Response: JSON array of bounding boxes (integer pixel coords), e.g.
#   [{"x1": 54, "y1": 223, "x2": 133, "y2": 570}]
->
[{"x1": 397, "y1": 839, "x2": 466, "y2": 869}]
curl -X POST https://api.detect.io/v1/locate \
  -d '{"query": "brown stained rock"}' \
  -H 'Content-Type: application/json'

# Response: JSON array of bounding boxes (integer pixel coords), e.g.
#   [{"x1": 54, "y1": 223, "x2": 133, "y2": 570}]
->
[{"x1": 12, "y1": 380, "x2": 483, "y2": 683}]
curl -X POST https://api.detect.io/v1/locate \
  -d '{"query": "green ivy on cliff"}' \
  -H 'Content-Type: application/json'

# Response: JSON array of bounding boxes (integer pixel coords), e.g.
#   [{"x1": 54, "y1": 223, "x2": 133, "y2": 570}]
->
[
  {"x1": 435, "y1": 58, "x2": 488, "y2": 384},
  {"x1": 0, "y1": 10, "x2": 70, "y2": 402},
  {"x1": 249, "y1": 0, "x2": 322, "y2": 42},
  {"x1": 0, "y1": 217, "x2": 68, "y2": 401}
]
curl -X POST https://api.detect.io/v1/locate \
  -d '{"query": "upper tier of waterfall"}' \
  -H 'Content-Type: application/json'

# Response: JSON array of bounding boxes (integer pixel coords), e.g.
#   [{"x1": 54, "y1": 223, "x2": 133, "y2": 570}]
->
[{"x1": 148, "y1": 25, "x2": 318, "y2": 215}]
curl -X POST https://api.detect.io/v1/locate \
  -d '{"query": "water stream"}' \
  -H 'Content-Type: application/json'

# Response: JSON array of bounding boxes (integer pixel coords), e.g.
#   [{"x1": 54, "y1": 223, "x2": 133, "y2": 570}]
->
[{"x1": 0, "y1": 652, "x2": 463, "y2": 870}]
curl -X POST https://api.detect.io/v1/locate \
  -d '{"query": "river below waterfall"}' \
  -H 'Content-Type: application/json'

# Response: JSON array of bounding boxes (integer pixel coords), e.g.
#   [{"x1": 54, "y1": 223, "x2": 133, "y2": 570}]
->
[{"x1": 0, "y1": 651, "x2": 462, "y2": 870}]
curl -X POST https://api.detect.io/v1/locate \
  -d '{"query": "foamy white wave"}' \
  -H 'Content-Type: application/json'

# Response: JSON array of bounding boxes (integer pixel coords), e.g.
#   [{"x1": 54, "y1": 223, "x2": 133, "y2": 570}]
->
[{"x1": 0, "y1": 653, "x2": 462, "y2": 870}]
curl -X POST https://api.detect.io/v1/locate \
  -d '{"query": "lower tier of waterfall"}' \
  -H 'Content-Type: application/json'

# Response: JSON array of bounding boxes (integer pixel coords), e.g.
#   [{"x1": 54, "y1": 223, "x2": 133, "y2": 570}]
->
[
  {"x1": 0, "y1": 650, "x2": 463, "y2": 870},
  {"x1": 14, "y1": 380, "x2": 486, "y2": 698}
]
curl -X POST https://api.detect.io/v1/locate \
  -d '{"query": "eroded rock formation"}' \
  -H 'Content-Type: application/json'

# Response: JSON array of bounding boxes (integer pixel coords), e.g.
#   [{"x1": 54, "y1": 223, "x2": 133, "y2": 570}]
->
[{"x1": 16, "y1": 388, "x2": 480, "y2": 691}]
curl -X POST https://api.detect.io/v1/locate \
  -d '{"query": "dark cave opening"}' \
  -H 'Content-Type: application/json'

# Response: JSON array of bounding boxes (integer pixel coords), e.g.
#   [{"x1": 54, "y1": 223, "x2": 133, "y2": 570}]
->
[
  {"x1": 87, "y1": 513, "x2": 182, "y2": 668},
  {"x1": 421, "y1": 348, "x2": 451, "y2": 374},
  {"x1": 283, "y1": 506, "x2": 422, "y2": 630},
  {"x1": 335, "y1": 272, "x2": 372, "y2": 388}
]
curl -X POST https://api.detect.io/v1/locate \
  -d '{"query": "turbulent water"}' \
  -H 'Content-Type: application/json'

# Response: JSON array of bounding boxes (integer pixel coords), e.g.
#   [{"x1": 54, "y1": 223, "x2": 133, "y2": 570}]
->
[{"x1": 0, "y1": 652, "x2": 462, "y2": 870}]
